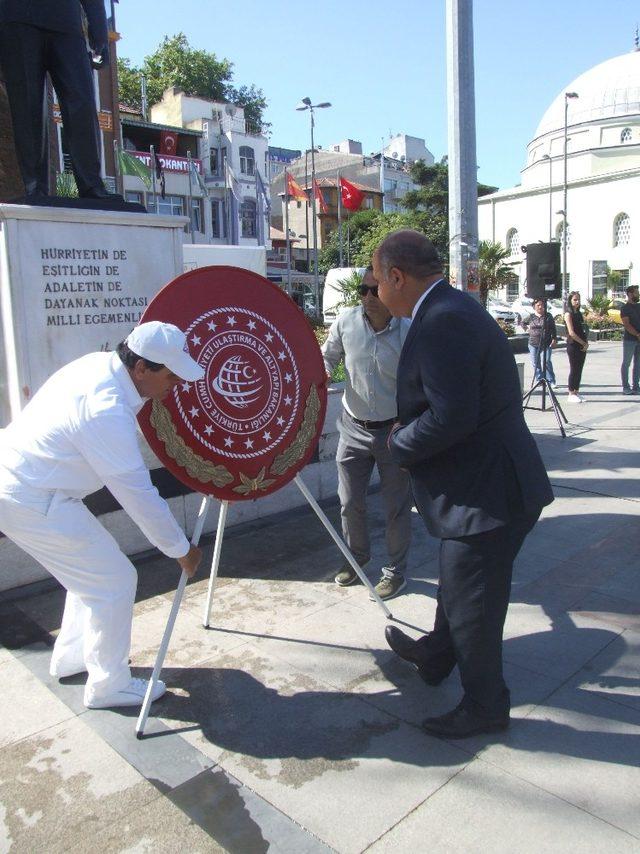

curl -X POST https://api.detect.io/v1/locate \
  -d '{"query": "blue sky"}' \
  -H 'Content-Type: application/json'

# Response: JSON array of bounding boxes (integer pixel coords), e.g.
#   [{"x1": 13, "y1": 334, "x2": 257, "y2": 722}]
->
[{"x1": 113, "y1": 0, "x2": 638, "y2": 190}]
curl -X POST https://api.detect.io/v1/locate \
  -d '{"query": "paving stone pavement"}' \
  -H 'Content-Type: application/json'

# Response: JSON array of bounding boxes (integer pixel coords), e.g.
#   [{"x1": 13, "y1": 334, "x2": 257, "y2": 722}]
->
[{"x1": 1, "y1": 340, "x2": 639, "y2": 853}]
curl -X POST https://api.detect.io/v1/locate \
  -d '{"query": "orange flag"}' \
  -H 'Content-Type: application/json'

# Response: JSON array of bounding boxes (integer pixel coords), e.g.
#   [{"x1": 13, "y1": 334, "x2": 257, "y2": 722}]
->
[
  {"x1": 313, "y1": 179, "x2": 328, "y2": 213},
  {"x1": 286, "y1": 171, "x2": 307, "y2": 201}
]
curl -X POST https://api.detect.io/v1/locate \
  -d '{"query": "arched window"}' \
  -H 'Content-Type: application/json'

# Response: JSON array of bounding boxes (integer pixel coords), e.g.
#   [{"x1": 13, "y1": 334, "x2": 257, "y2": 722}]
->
[
  {"x1": 241, "y1": 198, "x2": 257, "y2": 238},
  {"x1": 556, "y1": 221, "x2": 572, "y2": 249},
  {"x1": 614, "y1": 213, "x2": 630, "y2": 247},
  {"x1": 620, "y1": 127, "x2": 632, "y2": 143},
  {"x1": 506, "y1": 228, "x2": 520, "y2": 256},
  {"x1": 239, "y1": 145, "x2": 255, "y2": 176}
]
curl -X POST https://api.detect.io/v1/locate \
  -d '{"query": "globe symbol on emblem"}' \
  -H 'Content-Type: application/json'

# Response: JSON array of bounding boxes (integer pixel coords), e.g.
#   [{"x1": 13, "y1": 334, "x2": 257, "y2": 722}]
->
[{"x1": 212, "y1": 355, "x2": 263, "y2": 409}]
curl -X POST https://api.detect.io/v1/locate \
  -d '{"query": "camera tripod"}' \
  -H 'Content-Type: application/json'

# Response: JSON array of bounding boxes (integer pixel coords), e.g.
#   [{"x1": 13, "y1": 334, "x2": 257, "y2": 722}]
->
[{"x1": 522, "y1": 299, "x2": 568, "y2": 438}]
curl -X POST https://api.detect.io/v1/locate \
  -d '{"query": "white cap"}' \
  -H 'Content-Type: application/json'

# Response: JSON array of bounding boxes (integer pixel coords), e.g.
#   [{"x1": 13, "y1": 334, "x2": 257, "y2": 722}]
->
[{"x1": 126, "y1": 321, "x2": 204, "y2": 382}]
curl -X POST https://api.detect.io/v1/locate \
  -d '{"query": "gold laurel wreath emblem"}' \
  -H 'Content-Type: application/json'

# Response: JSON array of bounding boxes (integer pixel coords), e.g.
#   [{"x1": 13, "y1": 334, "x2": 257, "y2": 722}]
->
[
  {"x1": 150, "y1": 383, "x2": 322, "y2": 495},
  {"x1": 150, "y1": 400, "x2": 234, "y2": 487}
]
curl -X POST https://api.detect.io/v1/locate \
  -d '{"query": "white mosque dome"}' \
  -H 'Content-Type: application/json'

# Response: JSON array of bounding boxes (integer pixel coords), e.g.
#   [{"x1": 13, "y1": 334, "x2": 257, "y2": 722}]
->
[{"x1": 533, "y1": 50, "x2": 640, "y2": 140}]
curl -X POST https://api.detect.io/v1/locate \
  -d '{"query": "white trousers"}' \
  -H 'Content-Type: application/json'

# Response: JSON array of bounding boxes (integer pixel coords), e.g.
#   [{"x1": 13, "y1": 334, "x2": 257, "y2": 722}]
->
[{"x1": 0, "y1": 485, "x2": 136, "y2": 704}]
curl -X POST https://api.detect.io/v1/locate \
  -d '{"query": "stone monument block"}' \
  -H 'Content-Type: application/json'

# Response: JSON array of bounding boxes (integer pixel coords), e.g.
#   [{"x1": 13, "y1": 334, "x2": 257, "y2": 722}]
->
[{"x1": 0, "y1": 204, "x2": 188, "y2": 424}]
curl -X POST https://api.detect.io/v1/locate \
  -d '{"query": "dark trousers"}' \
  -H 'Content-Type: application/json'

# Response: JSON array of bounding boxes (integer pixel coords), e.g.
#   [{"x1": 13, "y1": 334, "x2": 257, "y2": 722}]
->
[
  {"x1": 566, "y1": 344, "x2": 587, "y2": 393},
  {"x1": 0, "y1": 23, "x2": 103, "y2": 196},
  {"x1": 415, "y1": 509, "x2": 540, "y2": 717}
]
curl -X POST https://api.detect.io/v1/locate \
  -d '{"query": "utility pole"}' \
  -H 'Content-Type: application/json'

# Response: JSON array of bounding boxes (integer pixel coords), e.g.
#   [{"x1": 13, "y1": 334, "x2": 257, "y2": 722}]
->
[{"x1": 446, "y1": 0, "x2": 479, "y2": 296}]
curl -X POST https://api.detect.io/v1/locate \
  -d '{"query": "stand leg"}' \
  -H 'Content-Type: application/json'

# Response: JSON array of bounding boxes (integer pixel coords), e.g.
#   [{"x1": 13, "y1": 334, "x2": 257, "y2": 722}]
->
[
  {"x1": 135, "y1": 495, "x2": 211, "y2": 739},
  {"x1": 203, "y1": 500, "x2": 229, "y2": 628},
  {"x1": 294, "y1": 474, "x2": 392, "y2": 619}
]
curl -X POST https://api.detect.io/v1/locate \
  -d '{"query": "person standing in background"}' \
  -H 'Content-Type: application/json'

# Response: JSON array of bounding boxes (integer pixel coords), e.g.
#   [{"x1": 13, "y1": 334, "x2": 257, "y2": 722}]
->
[
  {"x1": 528, "y1": 298, "x2": 557, "y2": 387},
  {"x1": 620, "y1": 284, "x2": 640, "y2": 395},
  {"x1": 322, "y1": 266, "x2": 412, "y2": 601},
  {"x1": 564, "y1": 291, "x2": 589, "y2": 403}
]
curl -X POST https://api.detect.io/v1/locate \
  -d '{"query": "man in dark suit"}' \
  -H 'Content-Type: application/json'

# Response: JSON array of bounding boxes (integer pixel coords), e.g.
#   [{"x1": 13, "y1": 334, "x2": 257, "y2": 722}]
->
[
  {"x1": 0, "y1": 0, "x2": 110, "y2": 198},
  {"x1": 372, "y1": 230, "x2": 553, "y2": 739}
]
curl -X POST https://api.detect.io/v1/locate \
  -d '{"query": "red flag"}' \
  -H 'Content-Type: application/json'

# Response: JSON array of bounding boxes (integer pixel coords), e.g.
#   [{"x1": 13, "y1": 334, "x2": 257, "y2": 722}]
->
[
  {"x1": 159, "y1": 130, "x2": 178, "y2": 156},
  {"x1": 340, "y1": 176, "x2": 365, "y2": 211},
  {"x1": 313, "y1": 179, "x2": 328, "y2": 213},
  {"x1": 286, "y1": 172, "x2": 307, "y2": 201}
]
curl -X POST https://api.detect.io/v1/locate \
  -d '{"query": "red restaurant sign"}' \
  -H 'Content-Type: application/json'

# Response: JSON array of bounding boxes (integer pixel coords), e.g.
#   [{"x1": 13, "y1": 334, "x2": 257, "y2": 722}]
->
[{"x1": 131, "y1": 151, "x2": 202, "y2": 174}]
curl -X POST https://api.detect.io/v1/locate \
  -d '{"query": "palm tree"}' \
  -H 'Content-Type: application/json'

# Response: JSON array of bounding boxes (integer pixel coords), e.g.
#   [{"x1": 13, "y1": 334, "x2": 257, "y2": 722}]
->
[{"x1": 478, "y1": 240, "x2": 513, "y2": 306}]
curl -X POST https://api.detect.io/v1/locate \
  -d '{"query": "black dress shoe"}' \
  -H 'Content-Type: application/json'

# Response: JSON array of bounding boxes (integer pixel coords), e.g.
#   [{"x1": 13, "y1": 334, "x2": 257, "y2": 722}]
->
[
  {"x1": 422, "y1": 704, "x2": 509, "y2": 739},
  {"x1": 385, "y1": 625, "x2": 455, "y2": 686}
]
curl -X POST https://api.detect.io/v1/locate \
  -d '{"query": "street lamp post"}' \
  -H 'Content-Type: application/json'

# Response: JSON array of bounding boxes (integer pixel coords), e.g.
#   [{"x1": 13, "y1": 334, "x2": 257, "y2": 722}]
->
[
  {"x1": 296, "y1": 97, "x2": 331, "y2": 315},
  {"x1": 563, "y1": 92, "x2": 579, "y2": 296},
  {"x1": 541, "y1": 154, "x2": 553, "y2": 241}
]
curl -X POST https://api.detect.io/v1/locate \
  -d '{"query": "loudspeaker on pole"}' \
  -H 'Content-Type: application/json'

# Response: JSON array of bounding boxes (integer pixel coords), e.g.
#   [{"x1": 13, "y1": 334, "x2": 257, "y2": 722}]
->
[{"x1": 525, "y1": 242, "x2": 562, "y2": 300}]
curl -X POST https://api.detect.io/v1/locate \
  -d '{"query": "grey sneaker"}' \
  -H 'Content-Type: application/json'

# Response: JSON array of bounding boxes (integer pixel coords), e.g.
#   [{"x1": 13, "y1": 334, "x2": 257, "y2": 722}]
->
[
  {"x1": 623, "y1": 387, "x2": 632, "y2": 395},
  {"x1": 369, "y1": 574, "x2": 407, "y2": 601},
  {"x1": 335, "y1": 565, "x2": 362, "y2": 586}
]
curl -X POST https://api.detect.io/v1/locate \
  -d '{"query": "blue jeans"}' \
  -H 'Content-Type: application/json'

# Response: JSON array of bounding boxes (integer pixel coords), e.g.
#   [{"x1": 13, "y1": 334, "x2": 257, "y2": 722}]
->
[
  {"x1": 528, "y1": 344, "x2": 556, "y2": 384},
  {"x1": 621, "y1": 339, "x2": 640, "y2": 390}
]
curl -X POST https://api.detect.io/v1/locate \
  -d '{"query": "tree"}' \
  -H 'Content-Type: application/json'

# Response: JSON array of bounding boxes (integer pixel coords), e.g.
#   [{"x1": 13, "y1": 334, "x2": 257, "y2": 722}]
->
[
  {"x1": 116, "y1": 57, "x2": 144, "y2": 111},
  {"x1": 117, "y1": 33, "x2": 268, "y2": 130},
  {"x1": 318, "y1": 208, "x2": 448, "y2": 275},
  {"x1": 478, "y1": 240, "x2": 513, "y2": 306}
]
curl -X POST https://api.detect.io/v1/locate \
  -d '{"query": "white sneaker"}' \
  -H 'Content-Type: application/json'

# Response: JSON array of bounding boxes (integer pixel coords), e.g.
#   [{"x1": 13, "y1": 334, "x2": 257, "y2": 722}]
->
[
  {"x1": 85, "y1": 677, "x2": 166, "y2": 709},
  {"x1": 566, "y1": 393, "x2": 583, "y2": 403},
  {"x1": 50, "y1": 659, "x2": 87, "y2": 679}
]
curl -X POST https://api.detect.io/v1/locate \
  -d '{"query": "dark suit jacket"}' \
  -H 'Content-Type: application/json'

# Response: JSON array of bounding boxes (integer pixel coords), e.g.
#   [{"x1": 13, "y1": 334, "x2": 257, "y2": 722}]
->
[
  {"x1": 390, "y1": 281, "x2": 553, "y2": 539},
  {"x1": 0, "y1": 0, "x2": 107, "y2": 51}
]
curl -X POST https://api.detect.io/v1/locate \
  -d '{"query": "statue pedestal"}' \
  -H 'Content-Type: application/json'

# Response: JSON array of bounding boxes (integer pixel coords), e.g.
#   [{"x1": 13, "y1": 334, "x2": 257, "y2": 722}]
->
[{"x1": 0, "y1": 203, "x2": 188, "y2": 424}]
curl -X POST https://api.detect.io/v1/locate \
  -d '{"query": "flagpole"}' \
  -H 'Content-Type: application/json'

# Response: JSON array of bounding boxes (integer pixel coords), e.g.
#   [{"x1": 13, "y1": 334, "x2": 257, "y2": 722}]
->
[
  {"x1": 337, "y1": 170, "x2": 343, "y2": 267},
  {"x1": 186, "y1": 150, "x2": 195, "y2": 244},
  {"x1": 284, "y1": 172, "x2": 292, "y2": 295},
  {"x1": 347, "y1": 210, "x2": 351, "y2": 267},
  {"x1": 150, "y1": 144, "x2": 158, "y2": 213},
  {"x1": 255, "y1": 168, "x2": 261, "y2": 246},
  {"x1": 113, "y1": 140, "x2": 122, "y2": 196},
  {"x1": 380, "y1": 137, "x2": 386, "y2": 214}
]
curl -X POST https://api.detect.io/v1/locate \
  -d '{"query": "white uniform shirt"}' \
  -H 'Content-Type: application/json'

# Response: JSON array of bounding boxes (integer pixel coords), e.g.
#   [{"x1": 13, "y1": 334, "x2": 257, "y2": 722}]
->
[
  {"x1": 0, "y1": 351, "x2": 190, "y2": 559},
  {"x1": 322, "y1": 306, "x2": 408, "y2": 421}
]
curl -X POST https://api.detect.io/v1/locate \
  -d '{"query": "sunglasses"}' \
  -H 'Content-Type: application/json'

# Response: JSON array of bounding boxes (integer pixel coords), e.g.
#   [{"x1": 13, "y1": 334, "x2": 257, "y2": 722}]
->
[{"x1": 359, "y1": 285, "x2": 379, "y2": 297}]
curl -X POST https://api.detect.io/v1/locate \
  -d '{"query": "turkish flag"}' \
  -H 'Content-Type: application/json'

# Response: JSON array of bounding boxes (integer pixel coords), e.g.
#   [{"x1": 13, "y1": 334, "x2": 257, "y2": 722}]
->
[
  {"x1": 159, "y1": 130, "x2": 178, "y2": 155},
  {"x1": 313, "y1": 179, "x2": 328, "y2": 213},
  {"x1": 340, "y1": 177, "x2": 365, "y2": 211}
]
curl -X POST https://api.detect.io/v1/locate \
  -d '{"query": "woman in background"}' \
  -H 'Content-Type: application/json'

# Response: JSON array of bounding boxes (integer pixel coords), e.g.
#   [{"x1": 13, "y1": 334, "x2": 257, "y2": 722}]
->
[
  {"x1": 564, "y1": 291, "x2": 589, "y2": 403},
  {"x1": 528, "y1": 298, "x2": 557, "y2": 387}
]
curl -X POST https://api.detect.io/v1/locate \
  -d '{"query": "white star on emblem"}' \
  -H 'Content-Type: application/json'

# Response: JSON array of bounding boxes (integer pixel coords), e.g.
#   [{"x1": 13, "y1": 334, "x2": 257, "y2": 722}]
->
[
  {"x1": 284, "y1": 372, "x2": 292, "y2": 382},
  {"x1": 245, "y1": 438, "x2": 254, "y2": 449},
  {"x1": 277, "y1": 416, "x2": 285, "y2": 426},
  {"x1": 278, "y1": 351, "x2": 286, "y2": 361},
  {"x1": 263, "y1": 431, "x2": 271, "y2": 441},
  {"x1": 207, "y1": 321, "x2": 217, "y2": 331},
  {"x1": 191, "y1": 335, "x2": 201, "y2": 346},
  {"x1": 247, "y1": 320, "x2": 256, "y2": 330},
  {"x1": 204, "y1": 425, "x2": 213, "y2": 436},
  {"x1": 224, "y1": 436, "x2": 233, "y2": 447},
  {"x1": 265, "y1": 332, "x2": 274, "y2": 342},
  {"x1": 181, "y1": 382, "x2": 190, "y2": 392},
  {"x1": 227, "y1": 315, "x2": 237, "y2": 326},
  {"x1": 284, "y1": 395, "x2": 292, "y2": 406},
  {"x1": 189, "y1": 407, "x2": 200, "y2": 417}
]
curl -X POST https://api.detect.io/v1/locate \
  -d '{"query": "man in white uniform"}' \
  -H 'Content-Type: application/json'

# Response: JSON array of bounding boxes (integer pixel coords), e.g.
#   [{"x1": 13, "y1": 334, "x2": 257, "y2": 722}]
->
[{"x1": 0, "y1": 322, "x2": 203, "y2": 708}]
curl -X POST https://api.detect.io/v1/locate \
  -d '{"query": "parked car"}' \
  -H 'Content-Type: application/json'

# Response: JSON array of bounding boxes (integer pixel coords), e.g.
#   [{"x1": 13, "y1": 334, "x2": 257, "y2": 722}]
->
[
  {"x1": 510, "y1": 296, "x2": 535, "y2": 324},
  {"x1": 486, "y1": 299, "x2": 516, "y2": 324}
]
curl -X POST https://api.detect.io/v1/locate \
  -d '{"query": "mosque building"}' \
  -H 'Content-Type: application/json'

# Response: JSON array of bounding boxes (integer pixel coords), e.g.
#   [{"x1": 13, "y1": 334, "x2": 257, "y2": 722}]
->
[{"x1": 478, "y1": 46, "x2": 640, "y2": 301}]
